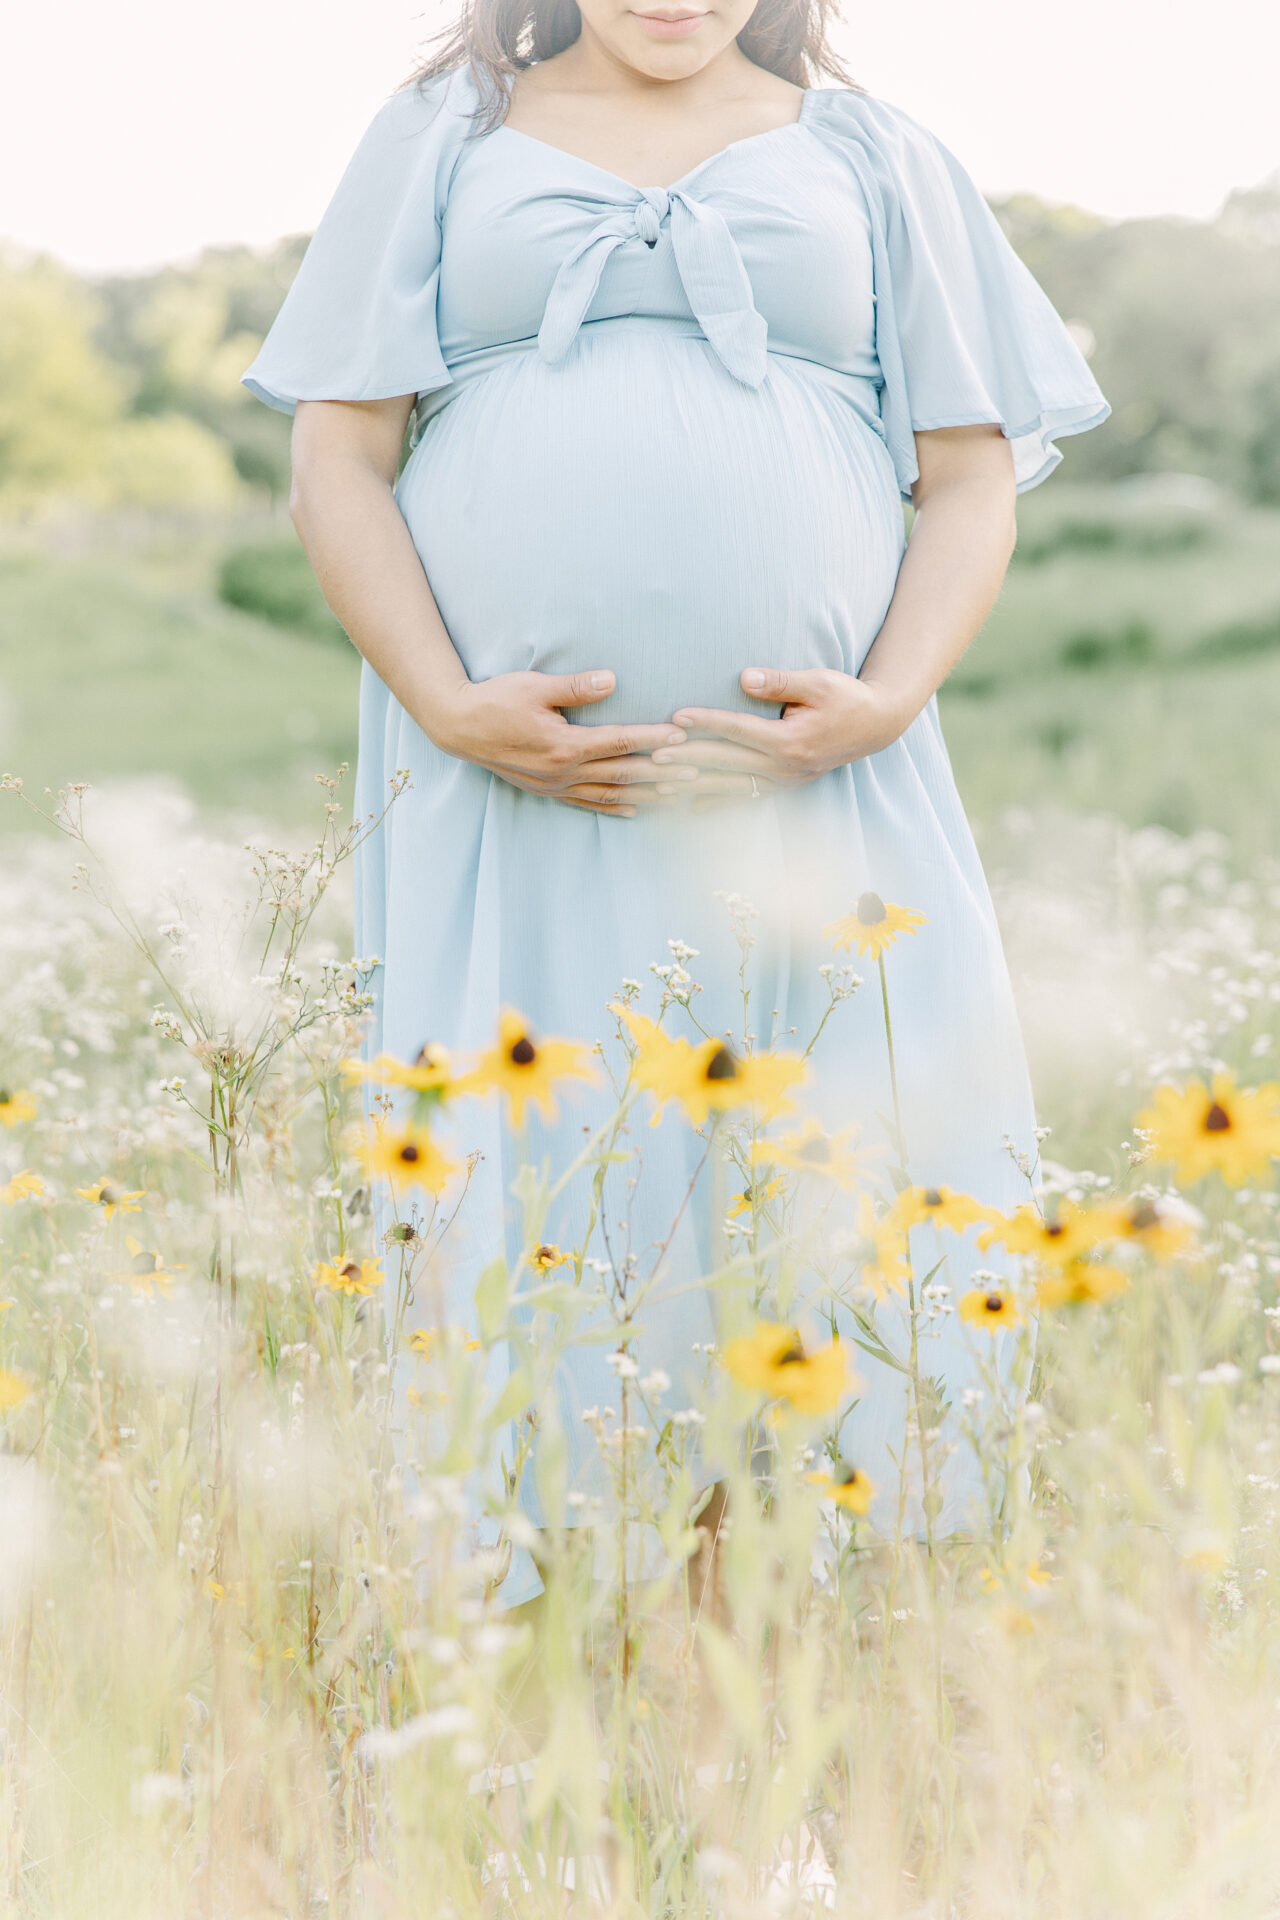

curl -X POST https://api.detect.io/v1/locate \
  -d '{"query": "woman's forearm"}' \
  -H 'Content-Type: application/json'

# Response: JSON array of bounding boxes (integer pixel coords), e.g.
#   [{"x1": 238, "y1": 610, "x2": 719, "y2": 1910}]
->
[
  {"x1": 290, "y1": 452, "x2": 469, "y2": 739},
  {"x1": 857, "y1": 461, "x2": 1017, "y2": 737}
]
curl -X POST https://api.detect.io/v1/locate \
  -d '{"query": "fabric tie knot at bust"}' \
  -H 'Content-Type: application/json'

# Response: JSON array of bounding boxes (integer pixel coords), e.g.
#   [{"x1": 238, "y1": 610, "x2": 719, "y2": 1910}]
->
[{"x1": 537, "y1": 185, "x2": 768, "y2": 388}]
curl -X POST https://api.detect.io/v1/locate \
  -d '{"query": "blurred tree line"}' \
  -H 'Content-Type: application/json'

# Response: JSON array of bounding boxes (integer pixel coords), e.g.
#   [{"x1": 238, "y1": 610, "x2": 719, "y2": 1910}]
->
[{"x1": 1, "y1": 171, "x2": 1278, "y2": 515}]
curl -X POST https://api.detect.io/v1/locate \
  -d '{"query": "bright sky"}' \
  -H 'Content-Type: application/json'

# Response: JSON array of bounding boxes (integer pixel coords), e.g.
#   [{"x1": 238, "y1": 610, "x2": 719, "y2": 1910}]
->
[{"x1": 2, "y1": 0, "x2": 1276, "y2": 275}]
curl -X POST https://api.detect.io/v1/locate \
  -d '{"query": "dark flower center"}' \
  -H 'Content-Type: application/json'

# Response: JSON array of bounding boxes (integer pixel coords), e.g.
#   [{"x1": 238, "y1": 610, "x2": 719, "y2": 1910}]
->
[
  {"x1": 776, "y1": 1344, "x2": 806, "y2": 1366},
  {"x1": 1203, "y1": 1102, "x2": 1231, "y2": 1133},
  {"x1": 1129, "y1": 1200, "x2": 1159, "y2": 1231},
  {"x1": 856, "y1": 891, "x2": 886, "y2": 926},
  {"x1": 131, "y1": 1251, "x2": 159, "y2": 1274},
  {"x1": 838, "y1": 1467, "x2": 861, "y2": 1488},
  {"x1": 340, "y1": 1261, "x2": 361, "y2": 1281},
  {"x1": 101, "y1": 1182, "x2": 122, "y2": 1205},
  {"x1": 705, "y1": 1046, "x2": 739, "y2": 1082},
  {"x1": 923, "y1": 1187, "x2": 943, "y2": 1208},
  {"x1": 399, "y1": 1143, "x2": 420, "y2": 1165},
  {"x1": 0, "y1": 1091, "x2": 10, "y2": 1105},
  {"x1": 413, "y1": 1043, "x2": 440, "y2": 1068},
  {"x1": 797, "y1": 1137, "x2": 830, "y2": 1163},
  {"x1": 1045, "y1": 1221, "x2": 1066, "y2": 1238},
  {"x1": 984, "y1": 1293, "x2": 1005, "y2": 1313},
  {"x1": 510, "y1": 1037, "x2": 537, "y2": 1066}
]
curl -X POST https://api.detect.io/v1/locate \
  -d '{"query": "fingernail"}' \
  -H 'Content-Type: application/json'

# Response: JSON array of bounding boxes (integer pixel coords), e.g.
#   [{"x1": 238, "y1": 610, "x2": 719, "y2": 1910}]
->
[
  {"x1": 667, "y1": 730, "x2": 686, "y2": 744},
  {"x1": 743, "y1": 670, "x2": 766, "y2": 691},
  {"x1": 674, "y1": 767, "x2": 699, "y2": 781},
  {"x1": 653, "y1": 751, "x2": 674, "y2": 764},
  {"x1": 656, "y1": 783, "x2": 679, "y2": 797},
  {"x1": 590, "y1": 671, "x2": 613, "y2": 691}
]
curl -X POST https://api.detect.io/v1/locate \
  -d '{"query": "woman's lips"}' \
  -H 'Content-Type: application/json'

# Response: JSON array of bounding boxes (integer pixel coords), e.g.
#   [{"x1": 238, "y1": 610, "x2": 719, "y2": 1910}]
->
[{"x1": 630, "y1": 8, "x2": 710, "y2": 34}]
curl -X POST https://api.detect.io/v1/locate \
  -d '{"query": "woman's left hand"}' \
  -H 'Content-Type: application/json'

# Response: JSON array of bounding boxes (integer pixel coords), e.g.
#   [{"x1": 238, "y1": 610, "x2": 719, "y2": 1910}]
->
[{"x1": 651, "y1": 668, "x2": 911, "y2": 803}]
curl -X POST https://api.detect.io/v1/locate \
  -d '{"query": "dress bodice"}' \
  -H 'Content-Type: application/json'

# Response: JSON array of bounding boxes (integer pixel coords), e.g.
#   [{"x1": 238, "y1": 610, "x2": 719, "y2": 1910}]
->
[{"x1": 436, "y1": 96, "x2": 878, "y2": 390}]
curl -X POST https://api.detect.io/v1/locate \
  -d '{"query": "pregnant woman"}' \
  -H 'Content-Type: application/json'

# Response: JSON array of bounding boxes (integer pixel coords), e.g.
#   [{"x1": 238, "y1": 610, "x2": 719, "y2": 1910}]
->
[{"x1": 243, "y1": 0, "x2": 1108, "y2": 1612}]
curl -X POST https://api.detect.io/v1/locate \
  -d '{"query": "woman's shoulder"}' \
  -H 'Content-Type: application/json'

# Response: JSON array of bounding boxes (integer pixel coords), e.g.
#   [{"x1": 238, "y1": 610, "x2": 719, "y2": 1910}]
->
[
  {"x1": 356, "y1": 66, "x2": 487, "y2": 147},
  {"x1": 803, "y1": 84, "x2": 957, "y2": 173}
]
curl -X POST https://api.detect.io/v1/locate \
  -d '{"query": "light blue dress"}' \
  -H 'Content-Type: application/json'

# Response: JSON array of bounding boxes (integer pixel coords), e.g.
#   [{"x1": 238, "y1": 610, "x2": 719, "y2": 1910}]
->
[{"x1": 244, "y1": 66, "x2": 1109, "y2": 1606}]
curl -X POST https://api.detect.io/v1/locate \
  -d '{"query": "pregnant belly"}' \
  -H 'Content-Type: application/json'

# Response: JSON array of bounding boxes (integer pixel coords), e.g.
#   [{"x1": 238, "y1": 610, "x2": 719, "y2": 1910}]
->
[{"x1": 395, "y1": 332, "x2": 906, "y2": 729}]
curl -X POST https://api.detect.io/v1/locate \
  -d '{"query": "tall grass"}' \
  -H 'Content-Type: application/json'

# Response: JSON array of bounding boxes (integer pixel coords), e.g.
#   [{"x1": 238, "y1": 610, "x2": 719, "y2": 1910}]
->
[{"x1": 1, "y1": 774, "x2": 1279, "y2": 1917}]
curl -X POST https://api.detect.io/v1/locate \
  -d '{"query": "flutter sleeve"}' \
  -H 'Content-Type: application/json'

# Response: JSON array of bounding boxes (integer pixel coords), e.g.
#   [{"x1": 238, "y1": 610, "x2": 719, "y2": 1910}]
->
[
  {"x1": 241, "y1": 72, "x2": 475, "y2": 416},
  {"x1": 809, "y1": 90, "x2": 1110, "y2": 497}
]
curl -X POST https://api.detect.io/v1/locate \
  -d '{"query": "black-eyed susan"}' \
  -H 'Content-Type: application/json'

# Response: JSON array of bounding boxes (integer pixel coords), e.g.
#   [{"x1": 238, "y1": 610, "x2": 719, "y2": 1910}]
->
[
  {"x1": 313, "y1": 1257, "x2": 385, "y2": 1297},
  {"x1": 357, "y1": 1121, "x2": 458, "y2": 1196},
  {"x1": 76, "y1": 1177, "x2": 145, "y2": 1221},
  {"x1": 807, "y1": 1462, "x2": 875, "y2": 1515},
  {"x1": 529, "y1": 1242, "x2": 570, "y2": 1271},
  {"x1": 465, "y1": 1009, "x2": 597, "y2": 1128},
  {"x1": 752, "y1": 1118, "x2": 875, "y2": 1192},
  {"x1": 888, "y1": 1184, "x2": 996, "y2": 1235},
  {"x1": 0, "y1": 1369, "x2": 30, "y2": 1413},
  {"x1": 978, "y1": 1200, "x2": 1112, "y2": 1267},
  {"x1": 622, "y1": 1010, "x2": 807, "y2": 1127},
  {"x1": 852, "y1": 1193, "x2": 909, "y2": 1298},
  {"x1": 113, "y1": 1235, "x2": 186, "y2": 1298},
  {"x1": 1035, "y1": 1259, "x2": 1129, "y2": 1309},
  {"x1": 1135, "y1": 1072, "x2": 1280, "y2": 1188},
  {"x1": 1, "y1": 1169, "x2": 44, "y2": 1205},
  {"x1": 727, "y1": 1176, "x2": 786, "y2": 1220},
  {"x1": 1097, "y1": 1193, "x2": 1195, "y2": 1259},
  {"x1": 723, "y1": 1319, "x2": 855, "y2": 1415},
  {"x1": 958, "y1": 1286, "x2": 1024, "y2": 1332},
  {"x1": 343, "y1": 1042, "x2": 458, "y2": 1113},
  {"x1": 822, "y1": 893, "x2": 927, "y2": 963},
  {"x1": 0, "y1": 1089, "x2": 35, "y2": 1128}
]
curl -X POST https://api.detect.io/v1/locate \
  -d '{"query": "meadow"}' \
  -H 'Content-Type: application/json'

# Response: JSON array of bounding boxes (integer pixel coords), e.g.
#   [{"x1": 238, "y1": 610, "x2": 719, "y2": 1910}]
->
[{"x1": 1, "y1": 627, "x2": 1279, "y2": 1914}]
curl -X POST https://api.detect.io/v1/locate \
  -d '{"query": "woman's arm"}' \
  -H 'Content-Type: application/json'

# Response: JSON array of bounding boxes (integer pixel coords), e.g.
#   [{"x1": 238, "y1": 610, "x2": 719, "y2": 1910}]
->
[
  {"x1": 650, "y1": 423, "x2": 1017, "y2": 797},
  {"x1": 288, "y1": 397, "x2": 688, "y2": 815}
]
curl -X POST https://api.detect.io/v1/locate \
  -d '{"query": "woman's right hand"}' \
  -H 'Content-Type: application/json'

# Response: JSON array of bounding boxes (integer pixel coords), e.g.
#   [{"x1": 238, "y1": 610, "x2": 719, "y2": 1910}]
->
[{"x1": 427, "y1": 670, "x2": 695, "y2": 818}]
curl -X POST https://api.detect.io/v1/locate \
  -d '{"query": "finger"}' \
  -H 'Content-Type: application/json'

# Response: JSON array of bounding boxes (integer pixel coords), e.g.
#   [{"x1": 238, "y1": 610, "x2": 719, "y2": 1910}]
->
[
  {"x1": 540, "y1": 670, "x2": 618, "y2": 709},
  {"x1": 559, "y1": 795, "x2": 637, "y2": 818},
  {"x1": 651, "y1": 740, "x2": 776, "y2": 775},
  {"x1": 683, "y1": 773, "x2": 771, "y2": 799},
  {"x1": 739, "y1": 667, "x2": 828, "y2": 705},
  {"x1": 573, "y1": 755, "x2": 698, "y2": 789},
  {"x1": 561, "y1": 782, "x2": 677, "y2": 810},
  {"x1": 665, "y1": 707, "x2": 785, "y2": 750},
  {"x1": 581, "y1": 723, "x2": 689, "y2": 759}
]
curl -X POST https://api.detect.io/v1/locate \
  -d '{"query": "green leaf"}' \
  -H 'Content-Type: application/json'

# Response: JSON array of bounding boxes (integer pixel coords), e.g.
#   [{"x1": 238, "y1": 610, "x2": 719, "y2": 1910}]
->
[
  {"x1": 474, "y1": 1255, "x2": 512, "y2": 1345},
  {"x1": 484, "y1": 1365, "x2": 536, "y2": 1432}
]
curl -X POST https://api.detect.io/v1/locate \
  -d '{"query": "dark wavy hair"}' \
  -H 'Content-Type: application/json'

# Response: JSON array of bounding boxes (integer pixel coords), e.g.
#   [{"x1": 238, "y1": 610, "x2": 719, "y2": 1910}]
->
[{"x1": 405, "y1": 0, "x2": 860, "y2": 130}]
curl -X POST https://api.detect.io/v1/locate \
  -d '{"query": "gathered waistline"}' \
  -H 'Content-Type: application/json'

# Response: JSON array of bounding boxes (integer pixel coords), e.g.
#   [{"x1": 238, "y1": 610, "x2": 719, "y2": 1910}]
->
[{"x1": 409, "y1": 317, "x2": 886, "y2": 448}]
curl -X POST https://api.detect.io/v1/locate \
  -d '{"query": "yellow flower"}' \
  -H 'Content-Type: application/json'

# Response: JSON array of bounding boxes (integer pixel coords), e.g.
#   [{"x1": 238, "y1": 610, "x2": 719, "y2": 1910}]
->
[
  {"x1": 1, "y1": 1169, "x2": 45, "y2": 1205},
  {"x1": 979, "y1": 1562, "x2": 1051, "y2": 1594},
  {"x1": 807, "y1": 1463, "x2": 875, "y2": 1515},
  {"x1": 753, "y1": 1118, "x2": 876, "y2": 1192},
  {"x1": 0, "y1": 1089, "x2": 36, "y2": 1128},
  {"x1": 822, "y1": 893, "x2": 927, "y2": 963},
  {"x1": 113, "y1": 1235, "x2": 186, "y2": 1298},
  {"x1": 356, "y1": 1121, "x2": 458, "y2": 1195},
  {"x1": 978, "y1": 1200, "x2": 1112, "y2": 1267},
  {"x1": 958, "y1": 1286, "x2": 1024, "y2": 1332},
  {"x1": 853, "y1": 1193, "x2": 909, "y2": 1298},
  {"x1": 1097, "y1": 1193, "x2": 1195, "y2": 1259},
  {"x1": 465, "y1": 1009, "x2": 597, "y2": 1128},
  {"x1": 1135, "y1": 1073, "x2": 1280, "y2": 1188},
  {"x1": 343, "y1": 1042, "x2": 458, "y2": 1105},
  {"x1": 529, "y1": 1242, "x2": 570, "y2": 1271},
  {"x1": 76, "y1": 1177, "x2": 146, "y2": 1220},
  {"x1": 888, "y1": 1184, "x2": 996, "y2": 1235},
  {"x1": 722, "y1": 1320, "x2": 855, "y2": 1415},
  {"x1": 727, "y1": 1176, "x2": 787, "y2": 1220},
  {"x1": 621, "y1": 1010, "x2": 806, "y2": 1127},
  {"x1": 0, "y1": 1369, "x2": 31, "y2": 1413},
  {"x1": 313, "y1": 1257, "x2": 385, "y2": 1297},
  {"x1": 408, "y1": 1326, "x2": 438, "y2": 1357},
  {"x1": 1035, "y1": 1259, "x2": 1129, "y2": 1308}
]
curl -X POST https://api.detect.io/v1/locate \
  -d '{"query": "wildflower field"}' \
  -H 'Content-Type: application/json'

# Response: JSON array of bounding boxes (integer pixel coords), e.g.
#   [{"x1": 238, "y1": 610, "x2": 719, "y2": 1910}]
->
[{"x1": 2, "y1": 769, "x2": 1280, "y2": 1920}]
